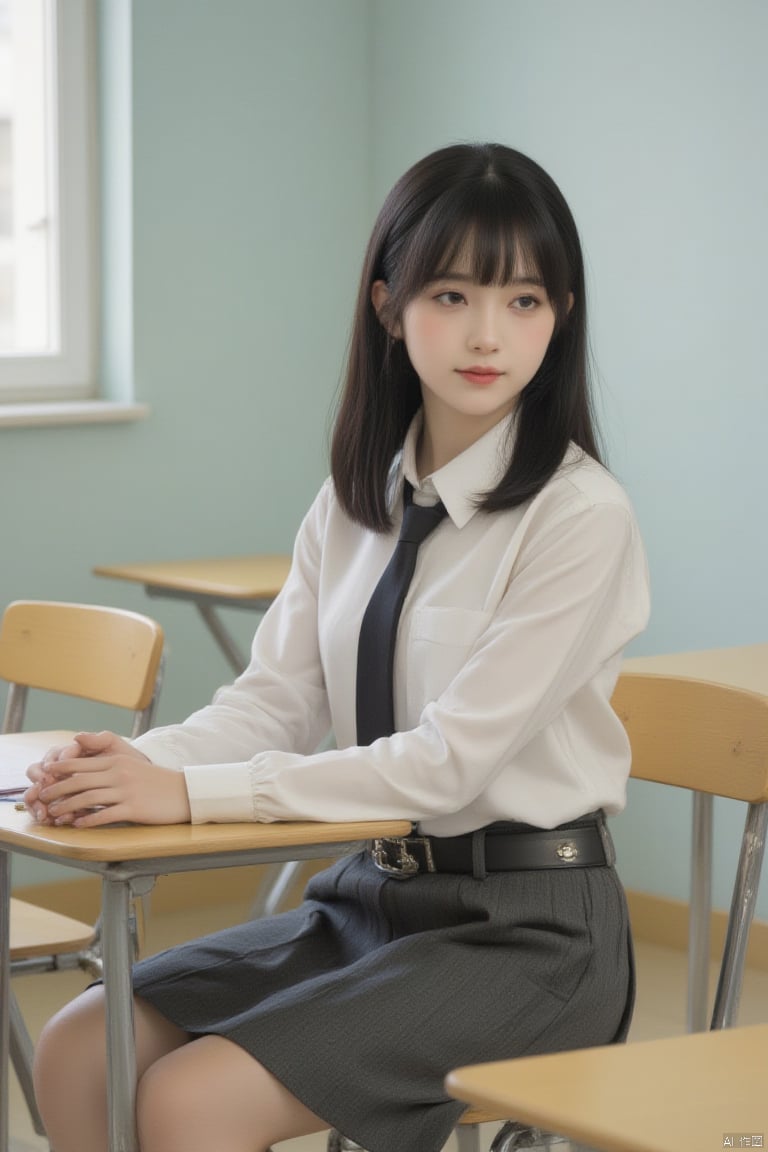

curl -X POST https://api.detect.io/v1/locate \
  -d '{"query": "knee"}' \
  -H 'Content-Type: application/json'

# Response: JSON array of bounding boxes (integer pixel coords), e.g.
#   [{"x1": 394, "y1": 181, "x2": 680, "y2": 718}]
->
[
  {"x1": 34, "y1": 987, "x2": 107, "y2": 1107},
  {"x1": 136, "y1": 1045, "x2": 284, "y2": 1152},
  {"x1": 136, "y1": 1057, "x2": 194, "y2": 1148}
]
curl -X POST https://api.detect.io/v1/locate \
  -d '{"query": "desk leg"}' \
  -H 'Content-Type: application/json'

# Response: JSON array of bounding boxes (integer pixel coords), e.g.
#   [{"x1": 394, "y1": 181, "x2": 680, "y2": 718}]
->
[
  {"x1": 195, "y1": 602, "x2": 249, "y2": 676},
  {"x1": 0, "y1": 850, "x2": 10, "y2": 1152},
  {"x1": 102, "y1": 874, "x2": 140, "y2": 1152}
]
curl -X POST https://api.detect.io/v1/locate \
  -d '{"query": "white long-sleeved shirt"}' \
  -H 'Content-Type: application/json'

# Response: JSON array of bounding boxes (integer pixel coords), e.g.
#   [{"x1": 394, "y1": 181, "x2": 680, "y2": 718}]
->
[{"x1": 133, "y1": 413, "x2": 650, "y2": 834}]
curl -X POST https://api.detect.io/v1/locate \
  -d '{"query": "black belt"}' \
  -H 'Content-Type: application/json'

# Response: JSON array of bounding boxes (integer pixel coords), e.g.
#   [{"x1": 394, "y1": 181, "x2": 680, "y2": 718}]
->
[{"x1": 371, "y1": 816, "x2": 609, "y2": 879}]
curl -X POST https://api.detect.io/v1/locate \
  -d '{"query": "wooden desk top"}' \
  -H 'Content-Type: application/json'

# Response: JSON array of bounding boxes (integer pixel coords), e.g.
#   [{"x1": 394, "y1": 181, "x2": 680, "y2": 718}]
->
[
  {"x1": 624, "y1": 643, "x2": 768, "y2": 697},
  {"x1": 447, "y1": 1024, "x2": 768, "y2": 1152},
  {"x1": 0, "y1": 805, "x2": 411, "y2": 863},
  {"x1": 94, "y1": 555, "x2": 292, "y2": 601}
]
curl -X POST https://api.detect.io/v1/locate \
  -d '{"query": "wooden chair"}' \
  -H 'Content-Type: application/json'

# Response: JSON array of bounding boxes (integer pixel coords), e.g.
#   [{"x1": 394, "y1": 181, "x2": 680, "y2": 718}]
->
[
  {"x1": 0, "y1": 599, "x2": 165, "y2": 1140},
  {"x1": 329, "y1": 671, "x2": 768, "y2": 1152}
]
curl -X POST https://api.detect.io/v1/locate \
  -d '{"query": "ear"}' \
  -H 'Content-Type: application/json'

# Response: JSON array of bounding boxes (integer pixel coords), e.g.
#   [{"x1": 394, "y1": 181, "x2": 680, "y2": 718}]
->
[
  {"x1": 556, "y1": 291, "x2": 575, "y2": 330},
  {"x1": 371, "y1": 280, "x2": 402, "y2": 339}
]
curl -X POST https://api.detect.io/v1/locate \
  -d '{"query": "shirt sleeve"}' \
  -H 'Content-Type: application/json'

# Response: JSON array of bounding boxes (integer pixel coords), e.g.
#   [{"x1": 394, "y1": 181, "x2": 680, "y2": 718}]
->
[
  {"x1": 131, "y1": 481, "x2": 333, "y2": 815},
  {"x1": 170, "y1": 498, "x2": 649, "y2": 824}
]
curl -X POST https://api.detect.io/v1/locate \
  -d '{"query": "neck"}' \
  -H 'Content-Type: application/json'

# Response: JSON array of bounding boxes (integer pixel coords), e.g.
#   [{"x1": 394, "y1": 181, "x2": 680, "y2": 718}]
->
[{"x1": 416, "y1": 399, "x2": 514, "y2": 477}]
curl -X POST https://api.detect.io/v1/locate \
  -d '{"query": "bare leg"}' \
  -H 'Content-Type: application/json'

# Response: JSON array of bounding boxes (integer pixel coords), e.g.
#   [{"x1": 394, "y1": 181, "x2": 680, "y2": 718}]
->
[
  {"x1": 137, "y1": 1035, "x2": 328, "y2": 1152},
  {"x1": 33, "y1": 986, "x2": 189, "y2": 1152}
]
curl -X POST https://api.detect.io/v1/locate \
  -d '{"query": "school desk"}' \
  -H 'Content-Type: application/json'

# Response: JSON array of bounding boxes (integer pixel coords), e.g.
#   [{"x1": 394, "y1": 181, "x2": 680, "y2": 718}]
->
[
  {"x1": 0, "y1": 786, "x2": 410, "y2": 1152},
  {"x1": 445, "y1": 1022, "x2": 768, "y2": 1152},
  {"x1": 93, "y1": 555, "x2": 292, "y2": 676}
]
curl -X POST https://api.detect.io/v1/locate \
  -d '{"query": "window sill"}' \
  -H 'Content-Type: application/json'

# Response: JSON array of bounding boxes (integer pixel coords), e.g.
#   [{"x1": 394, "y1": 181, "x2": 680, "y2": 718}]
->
[{"x1": 0, "y1": 401, "x2": 150, "y2": 429}]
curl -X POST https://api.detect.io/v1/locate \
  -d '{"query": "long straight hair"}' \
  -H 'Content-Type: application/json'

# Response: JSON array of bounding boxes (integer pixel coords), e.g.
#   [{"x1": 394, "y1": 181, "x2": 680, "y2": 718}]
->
[{"x1": 331, "y1": 143, "x2": 602, "y2": 531}]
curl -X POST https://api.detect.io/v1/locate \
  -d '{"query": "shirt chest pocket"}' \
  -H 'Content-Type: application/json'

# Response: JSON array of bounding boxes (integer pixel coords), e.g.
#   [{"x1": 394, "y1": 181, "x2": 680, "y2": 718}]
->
[{"x1": 406, "y1": 606, "x2": 493, "y2": 710}]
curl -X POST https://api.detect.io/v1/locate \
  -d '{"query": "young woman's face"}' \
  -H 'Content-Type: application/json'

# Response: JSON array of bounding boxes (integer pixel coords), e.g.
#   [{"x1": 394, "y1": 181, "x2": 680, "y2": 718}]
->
[{"x1": 397, "y1": 262, "x2": 558, "y2": 438}]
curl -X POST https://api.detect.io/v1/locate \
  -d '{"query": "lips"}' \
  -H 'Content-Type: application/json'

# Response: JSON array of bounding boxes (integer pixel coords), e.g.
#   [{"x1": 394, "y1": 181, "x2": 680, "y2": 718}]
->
[{"x1": 457, "y1": 367, "x2": 502, "y2": 385}]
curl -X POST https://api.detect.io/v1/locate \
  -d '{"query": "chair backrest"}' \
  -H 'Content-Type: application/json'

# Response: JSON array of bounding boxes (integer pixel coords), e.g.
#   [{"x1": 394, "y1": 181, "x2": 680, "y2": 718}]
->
[
  {"x1": 0, "y1": 599, "x2": 165, "y2": 736},
  {"x1": 613, "y1": 672, "x2": 768, "y2": 803}
]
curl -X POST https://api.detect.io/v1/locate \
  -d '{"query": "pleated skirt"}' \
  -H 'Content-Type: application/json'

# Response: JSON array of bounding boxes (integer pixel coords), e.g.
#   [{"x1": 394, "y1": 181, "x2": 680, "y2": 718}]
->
[{"x1": 132, "y1": 849, "x2": 634, "y2": 1152}]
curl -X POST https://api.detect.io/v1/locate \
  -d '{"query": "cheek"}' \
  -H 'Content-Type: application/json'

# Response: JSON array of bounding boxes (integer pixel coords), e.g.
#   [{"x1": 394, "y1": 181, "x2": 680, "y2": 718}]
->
[
  {"x1": 405, "y1": 311, "x2": 444, "y2": 348},
  {"x1": 522, "y1": 316, "x2": 557, "y2": 366},
  {"x1": 402, "y1": 311, "x2": 447, "y2": 369}
]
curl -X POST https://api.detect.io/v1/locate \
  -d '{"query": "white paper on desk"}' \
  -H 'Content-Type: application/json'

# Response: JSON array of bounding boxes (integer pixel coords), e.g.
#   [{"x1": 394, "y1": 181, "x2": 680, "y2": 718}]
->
[{"x1": 0, "y1": 735, "x2": 55, "y2": 795}]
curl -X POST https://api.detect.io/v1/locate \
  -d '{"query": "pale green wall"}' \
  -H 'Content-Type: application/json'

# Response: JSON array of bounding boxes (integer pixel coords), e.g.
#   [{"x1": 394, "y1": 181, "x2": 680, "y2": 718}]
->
[{"x1": 4, "y1": 1, "x2": 768, "y2": 918}]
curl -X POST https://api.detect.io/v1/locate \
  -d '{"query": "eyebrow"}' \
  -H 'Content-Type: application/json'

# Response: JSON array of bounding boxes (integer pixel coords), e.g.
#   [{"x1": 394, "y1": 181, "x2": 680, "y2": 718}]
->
[{"x1": 430, "y1": 271, "x2": 546, "y2": 287}]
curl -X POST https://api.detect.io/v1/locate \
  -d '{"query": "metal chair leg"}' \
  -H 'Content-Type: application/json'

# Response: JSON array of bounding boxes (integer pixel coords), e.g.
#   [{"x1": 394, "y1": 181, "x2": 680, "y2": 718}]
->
[
  {"x1": 456, "y1": 1122, "x2": 483, "y2": 1151},
  {"x1": 711, "y1": 801, "x2": 768, "y2": 1028},
  {"x1": 490, "y1": 1123, "x2": 592, "y2": 1150},
  {"x1": 250, "y1": 859, "x2": 304, "y2": 918},
  {"x1": 687, "y1": 792, "x2": 713, "y2": 1031},
  {"x1": 327, "y1": 1132, "x2": 365, "y2": 1151},
  {"x1": 9, "y1": 988, "x2": 46, "y2": 1137}
]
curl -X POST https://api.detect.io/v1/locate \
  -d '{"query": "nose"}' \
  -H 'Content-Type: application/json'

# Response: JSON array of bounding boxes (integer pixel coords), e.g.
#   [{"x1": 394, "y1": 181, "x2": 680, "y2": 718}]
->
[{"x1": 467, "y1": 304, "x2": 500, "y2": 354}]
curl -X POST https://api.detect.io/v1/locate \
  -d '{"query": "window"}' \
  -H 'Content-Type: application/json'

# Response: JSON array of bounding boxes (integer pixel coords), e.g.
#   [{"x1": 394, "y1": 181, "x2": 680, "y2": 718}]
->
[{"x1": 0, "y1": 0, "x2": 97, "y2": 402}]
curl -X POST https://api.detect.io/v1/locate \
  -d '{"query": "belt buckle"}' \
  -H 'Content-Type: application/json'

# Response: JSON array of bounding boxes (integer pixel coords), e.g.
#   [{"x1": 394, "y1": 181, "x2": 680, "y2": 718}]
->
[{"x1": 372, "y1": 836, "x2": 435, "y2": 879}]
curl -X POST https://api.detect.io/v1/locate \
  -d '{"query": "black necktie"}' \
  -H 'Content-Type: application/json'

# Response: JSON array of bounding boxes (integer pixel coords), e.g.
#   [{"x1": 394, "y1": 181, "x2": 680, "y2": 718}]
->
[{"x1": 356, "y1": 482, "x2": 447, "y2": 745}]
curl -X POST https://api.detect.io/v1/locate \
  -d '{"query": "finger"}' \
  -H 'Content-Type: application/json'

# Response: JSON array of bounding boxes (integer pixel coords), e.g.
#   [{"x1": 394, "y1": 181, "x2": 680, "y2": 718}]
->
[
  {"x1": 74, "y1": 731, "x2": 120, "y2": 755},
  {"x1": 50, "y1": 809, "x2": 96, "y2": 827},
  {"x1": 49, "y1": 811, "x2": 77, "y2": 825},
  {"x1": 41, "y1": 742, "x2": 82, "y2": 767},
  {"x1": 25, "y1": 765, "x2": 55, "y2": 795},
  {"x1": 41, "y1": 756, "x2": 114, "y2": 784},
  {"x1": 48, "y1": 787, "x2": 120, "y2": 817},
  {"x1": 22, "y1": 786, "x2": 46, "y2": 822},
  {"x1": 23, "y1": 769, "x2": 42, "y2": 797},
  {"x1": 72, "y1": 804, "x2": 131, "y2": 829},
  {"x1": 24, "y1": 796, "x2": 53, "y2": 824},
  {"x1": 27, "y1": 775, "x2": 56, "y2": 811},
  {"x1": 40, "y1": 774, "x2": 112, "y2": 811}
]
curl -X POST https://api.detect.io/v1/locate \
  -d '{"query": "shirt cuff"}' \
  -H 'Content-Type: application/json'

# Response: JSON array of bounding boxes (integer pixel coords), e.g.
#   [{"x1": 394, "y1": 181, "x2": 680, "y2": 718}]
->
[
  {"x1": 130, "y1": 733, "x2": 190, "y2": 769},
  {"x1": 183, "y1": 763, "x2": 259, "y2": 824}
]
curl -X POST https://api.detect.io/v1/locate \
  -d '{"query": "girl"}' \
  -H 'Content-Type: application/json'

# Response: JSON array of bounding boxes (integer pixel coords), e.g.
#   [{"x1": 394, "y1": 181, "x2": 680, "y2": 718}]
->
[{"x1": 26, "y1": 142, "x2": 650, "y2": 1152}]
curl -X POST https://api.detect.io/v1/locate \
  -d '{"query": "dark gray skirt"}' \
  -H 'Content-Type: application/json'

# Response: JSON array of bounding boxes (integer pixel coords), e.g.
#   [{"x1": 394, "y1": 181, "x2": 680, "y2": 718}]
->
[{"x1": 133, "y1": 850, "x2": 634, "y2": 1152}]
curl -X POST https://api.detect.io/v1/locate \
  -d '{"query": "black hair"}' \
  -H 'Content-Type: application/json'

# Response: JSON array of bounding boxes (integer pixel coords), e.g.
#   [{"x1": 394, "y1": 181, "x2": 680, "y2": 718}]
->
[{"x1": 331, "y1": 142, "x2": 602, "y2": 531}]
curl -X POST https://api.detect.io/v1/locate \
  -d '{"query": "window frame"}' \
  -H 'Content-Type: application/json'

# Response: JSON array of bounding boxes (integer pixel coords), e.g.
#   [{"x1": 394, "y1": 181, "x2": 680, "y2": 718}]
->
[{"x1": 0, "y1": 0, "x2": 98, "y2": 403}]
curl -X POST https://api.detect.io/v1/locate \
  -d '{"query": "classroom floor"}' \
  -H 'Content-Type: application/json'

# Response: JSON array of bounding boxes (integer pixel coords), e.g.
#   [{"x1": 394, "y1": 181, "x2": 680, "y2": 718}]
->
[{"x1": 9, "y1": 897, "x2": 768, "y2": 1152}]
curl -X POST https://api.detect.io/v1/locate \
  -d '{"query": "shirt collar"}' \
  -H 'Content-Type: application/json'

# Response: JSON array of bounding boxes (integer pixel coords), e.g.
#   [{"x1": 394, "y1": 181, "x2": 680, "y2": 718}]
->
[{"x1": 398, "y1": 409, "x2": 517, "y2": 530}]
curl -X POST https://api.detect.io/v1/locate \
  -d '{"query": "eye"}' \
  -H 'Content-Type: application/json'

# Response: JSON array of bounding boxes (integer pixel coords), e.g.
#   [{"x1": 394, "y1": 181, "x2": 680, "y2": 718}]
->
[
  {"x1": 513, "y1": 294, "x2": 540, "y2": 311},
  {"x1": 433, "y1": 291, "x2": 466, "y2": 306}
]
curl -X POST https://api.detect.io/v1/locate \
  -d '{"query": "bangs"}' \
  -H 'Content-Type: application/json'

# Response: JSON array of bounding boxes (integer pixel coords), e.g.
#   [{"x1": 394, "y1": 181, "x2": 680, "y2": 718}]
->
[{"x1": 387, "y1": 177, "x2": 572, "y2": 315}]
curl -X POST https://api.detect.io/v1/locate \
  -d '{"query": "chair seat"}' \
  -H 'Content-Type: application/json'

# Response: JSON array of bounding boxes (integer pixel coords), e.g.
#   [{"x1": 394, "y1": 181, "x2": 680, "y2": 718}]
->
[{"x1": 10, "y1": 897, "x2": 94, "y2": 959}]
